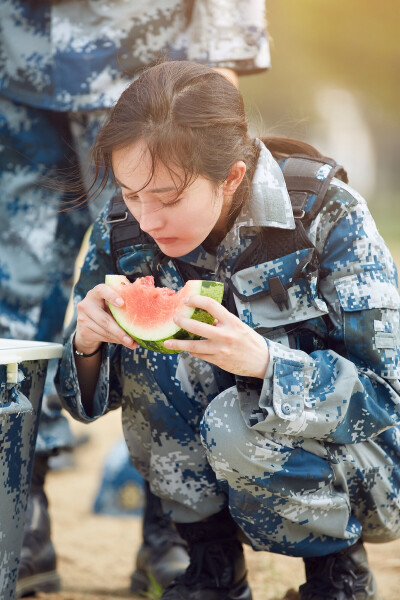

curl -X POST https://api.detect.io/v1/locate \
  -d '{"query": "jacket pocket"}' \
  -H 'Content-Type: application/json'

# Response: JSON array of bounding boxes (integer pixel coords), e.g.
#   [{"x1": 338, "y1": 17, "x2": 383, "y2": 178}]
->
[
  {"x1": 334, "y1": 270, "x2": 400, "y2": 311},
  {"x1": 334, "y1": 270, "x2": 400, "y2": 378},
  {"x1": 230, "y1": 248, "x2": 329, "y2": 330}
]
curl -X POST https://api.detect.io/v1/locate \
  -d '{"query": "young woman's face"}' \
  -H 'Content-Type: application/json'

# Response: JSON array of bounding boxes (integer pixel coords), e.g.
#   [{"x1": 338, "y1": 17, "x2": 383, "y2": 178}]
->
[{"x1": 112, "y1": 140, "x2": 229, "y2": 257}]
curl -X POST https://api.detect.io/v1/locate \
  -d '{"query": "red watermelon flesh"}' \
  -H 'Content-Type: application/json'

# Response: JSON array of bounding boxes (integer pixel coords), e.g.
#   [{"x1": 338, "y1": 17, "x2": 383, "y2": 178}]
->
[{"x1": 105, "y1": 275, "x2": 224, "y2": 353}]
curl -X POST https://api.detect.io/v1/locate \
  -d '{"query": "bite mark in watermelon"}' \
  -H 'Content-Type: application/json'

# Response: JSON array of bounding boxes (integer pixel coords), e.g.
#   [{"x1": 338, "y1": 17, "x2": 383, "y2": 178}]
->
[{"x1": 105, "y1": 275, "x2": 224, "y2": 354}]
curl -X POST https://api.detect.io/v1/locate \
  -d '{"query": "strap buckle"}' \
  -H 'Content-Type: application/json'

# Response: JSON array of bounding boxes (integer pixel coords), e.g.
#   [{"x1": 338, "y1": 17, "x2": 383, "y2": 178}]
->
[
  {"x1": 293, "y1": 209, "x2": 305, "y2": 220},
  {"x1": 106, "y1": 211, "x2": 129, "y2": 224},
  {"x1": 269, "y1": 276, "x2": 290, "y2": 311}
]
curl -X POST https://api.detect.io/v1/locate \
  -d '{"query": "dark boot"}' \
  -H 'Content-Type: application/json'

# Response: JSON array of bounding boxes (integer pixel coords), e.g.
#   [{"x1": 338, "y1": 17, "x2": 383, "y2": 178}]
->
[
  {"x1": 161, "y1": 507, "x2": 252, "y2": 600},
  {"x1": 130, "y1": 482, "x2": 189, "y2": 593},
  {"x1": 299, "y1": 540, "x2": 379, "y2": 600},
  {"x1": 15, "y1": 455, "x2": 61, "y2": 598}
]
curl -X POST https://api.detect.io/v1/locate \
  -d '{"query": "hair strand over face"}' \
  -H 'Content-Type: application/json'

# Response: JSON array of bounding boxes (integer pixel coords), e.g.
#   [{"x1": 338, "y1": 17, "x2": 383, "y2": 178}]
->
[
  {"x1": 84, "y1": 60, "x2": 330, "y2": 215},
  {"x1": 89, "y1": 61, "x2": 260, "y2": 214}
]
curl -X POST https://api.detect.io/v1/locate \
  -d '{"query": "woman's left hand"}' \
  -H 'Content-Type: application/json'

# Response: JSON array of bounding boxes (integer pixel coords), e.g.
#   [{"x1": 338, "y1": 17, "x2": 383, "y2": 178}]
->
[{"x1": 163, "y1": 295, "x2": 270, "y2": 379}]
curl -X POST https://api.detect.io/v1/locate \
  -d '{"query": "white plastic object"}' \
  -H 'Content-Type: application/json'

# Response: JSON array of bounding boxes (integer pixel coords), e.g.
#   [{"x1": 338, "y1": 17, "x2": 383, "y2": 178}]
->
[{"x1": 0, "y1": 338, "x2": 63, "y2": 384}]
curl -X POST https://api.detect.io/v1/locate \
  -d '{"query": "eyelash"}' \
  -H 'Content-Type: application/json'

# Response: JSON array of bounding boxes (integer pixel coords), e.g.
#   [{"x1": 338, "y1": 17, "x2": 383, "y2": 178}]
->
[
  {"x1": 123, "y1": 195, "x2": 182, "y2": 208},
  {"x1": 161, "y1": 198, "x2": 181, "y2": 208}
]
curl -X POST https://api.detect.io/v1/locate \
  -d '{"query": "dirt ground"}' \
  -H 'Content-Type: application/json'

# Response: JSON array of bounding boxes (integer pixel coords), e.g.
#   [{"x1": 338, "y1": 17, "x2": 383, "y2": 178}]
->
[{"x1": 21, "y1": 408, "x2": 398, "y2": 600}]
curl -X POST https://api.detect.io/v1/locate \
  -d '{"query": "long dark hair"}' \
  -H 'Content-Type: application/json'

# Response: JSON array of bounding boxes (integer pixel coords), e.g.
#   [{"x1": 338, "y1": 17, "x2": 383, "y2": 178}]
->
[{"x1": 87, "y1": 61, "x2": 327, "y2": 213}]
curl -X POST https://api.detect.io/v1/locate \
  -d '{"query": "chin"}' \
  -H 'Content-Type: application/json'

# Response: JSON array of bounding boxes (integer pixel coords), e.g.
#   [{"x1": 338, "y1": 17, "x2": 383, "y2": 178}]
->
[
  {"x1": 163, "y1": 248, "x2": 191, "y2": 259},
  {"x1": 157, "y1": 240, "x2": 199, "y2": 258}
]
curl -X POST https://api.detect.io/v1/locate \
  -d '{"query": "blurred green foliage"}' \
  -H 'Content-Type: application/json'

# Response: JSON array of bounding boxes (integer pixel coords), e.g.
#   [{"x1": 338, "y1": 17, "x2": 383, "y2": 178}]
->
[
  {"x1": 271, "y1": 0, "x2": 398, "y2": 115},
  {"x1": 239, "y1": 1, "x2": 399, "y2": 240},
  {"x1": 241, "y1": 0, "x2": 399, "y2": 119}
]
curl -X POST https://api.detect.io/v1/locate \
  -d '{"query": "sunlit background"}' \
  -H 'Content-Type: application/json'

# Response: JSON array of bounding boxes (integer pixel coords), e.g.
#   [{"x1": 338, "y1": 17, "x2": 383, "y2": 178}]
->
[{"x1": 240, "y1": 0, "x2": 399, "y2": 247}]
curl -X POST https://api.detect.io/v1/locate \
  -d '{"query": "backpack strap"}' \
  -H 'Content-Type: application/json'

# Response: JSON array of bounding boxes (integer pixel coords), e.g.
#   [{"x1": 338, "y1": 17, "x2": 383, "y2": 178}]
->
[
  {"x1": 106, "y1": 194, "x2": 156, "y2": 277},
  {"x1": 281, "y1": 153, "x2": 348, "y2": 226},
  {"x1": 229, "y1": 154, "x2": 347, "y2": 311}
]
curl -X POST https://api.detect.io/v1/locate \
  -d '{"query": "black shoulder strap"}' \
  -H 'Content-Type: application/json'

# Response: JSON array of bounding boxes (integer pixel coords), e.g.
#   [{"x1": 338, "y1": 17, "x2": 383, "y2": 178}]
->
[
  {"x1": 263, "y1": 153, "x2": 347, "y2": 267},
  {"x1": 281, "y1": 153, "x2": 348, "y2": 226},
  {"x1": 229, "y1": 154, "x2": 347, "y2": 310},
  {"x1": 107, "y1": 194, "x2": 147, "y2": 254},
  {"x1": 107, "y1": 194, "x2": 156, "y2": 277}
]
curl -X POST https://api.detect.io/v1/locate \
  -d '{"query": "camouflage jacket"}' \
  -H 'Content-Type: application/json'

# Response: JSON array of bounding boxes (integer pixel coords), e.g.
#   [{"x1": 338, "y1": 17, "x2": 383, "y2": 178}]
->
[
  {"x1": 57, "y1": 142, "x2": 400, "y2": 445},
  {"x1": 0, "y1": 0, "x2": 270, "y2": 111}
]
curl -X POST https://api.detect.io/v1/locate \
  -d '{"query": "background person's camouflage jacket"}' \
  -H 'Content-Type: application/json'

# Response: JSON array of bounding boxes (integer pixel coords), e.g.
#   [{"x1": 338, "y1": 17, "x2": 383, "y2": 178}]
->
[
  {"x1": 0, "y1": 0, "x2": 270, "y2": 454},
  {"x1": 0, "y1": 0, "x2": 270, "y2": 111}
]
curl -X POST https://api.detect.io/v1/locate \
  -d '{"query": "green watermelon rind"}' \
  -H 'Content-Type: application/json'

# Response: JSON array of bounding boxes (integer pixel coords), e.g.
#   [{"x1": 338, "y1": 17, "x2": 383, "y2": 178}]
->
[{"x1": 106, "y1": 277, "x2": 224, "y2": 354}]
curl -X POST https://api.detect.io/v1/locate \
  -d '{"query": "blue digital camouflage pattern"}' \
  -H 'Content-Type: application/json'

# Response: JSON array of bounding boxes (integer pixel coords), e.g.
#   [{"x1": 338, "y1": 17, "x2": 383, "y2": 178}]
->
[
  {"x1": 0, "y1": 359, "x2": 48, "y2": 598},
  {"x1": 0, "y1": 0, "x2": 270, "y2": 111},
  {"x1": 57, "y1": 141, "x2": 400, "y2": 557},
  {"x1": 93, "y1": 438, "x2": 144, "y2": 516},
  {"x1": 0, "y1": 96, "x2": 113, "y2": 452},
  {"x1": 0, "y1": 1, "x2": 269, "y2": 453}
]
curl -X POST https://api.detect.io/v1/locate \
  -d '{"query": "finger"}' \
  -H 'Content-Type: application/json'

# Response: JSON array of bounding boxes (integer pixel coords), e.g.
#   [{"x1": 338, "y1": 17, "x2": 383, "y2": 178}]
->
[
  {"x1": 105, "y1": 317, "x2": 137, "y2": 347},
  {"x1": 88, "y1": 283, "x2": 125, "y2": 308},
  {"x1": 85, "y1": 324, "x2": 136, "y2": 350},
  {"x1": 173, "y1": 313, "x2": 220, "y2": 339},
  {"x1": 78, "y1": 308, "x2": 136, "y2": 348},
  {"x1": 163, "y1": 337, "x2": 213, "y2": 354},
  {"x1": 99, "y1": 324, "x2": 136, "y2": 348},
  {"x1": 184, "y1": 294, "x2": 230, "y2": 321},
  {"x1": 188, "y1": 353, "x2": 216, "y2": 364}
]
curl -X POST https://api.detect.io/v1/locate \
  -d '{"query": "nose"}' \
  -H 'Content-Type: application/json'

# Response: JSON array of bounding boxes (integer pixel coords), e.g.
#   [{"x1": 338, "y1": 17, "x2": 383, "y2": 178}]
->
[{"x1": 138, "y1": 204, "x2": 164, "y2": 235}]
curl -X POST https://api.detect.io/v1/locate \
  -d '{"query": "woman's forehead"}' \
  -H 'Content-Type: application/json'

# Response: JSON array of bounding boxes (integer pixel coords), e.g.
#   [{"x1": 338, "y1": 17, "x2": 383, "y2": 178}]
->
[{"x1": 112, "y1": 141, "x2": 183, "y2": 192}]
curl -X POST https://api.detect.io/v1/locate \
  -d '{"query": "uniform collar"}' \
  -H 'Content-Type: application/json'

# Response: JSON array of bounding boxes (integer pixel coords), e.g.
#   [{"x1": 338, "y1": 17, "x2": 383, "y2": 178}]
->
[
  {"x1": 233, "y1": 139, "x2": 295, "y2": 233},
  {"x1": 178, "y1": 140, "x2": 294, "y2": 270}
]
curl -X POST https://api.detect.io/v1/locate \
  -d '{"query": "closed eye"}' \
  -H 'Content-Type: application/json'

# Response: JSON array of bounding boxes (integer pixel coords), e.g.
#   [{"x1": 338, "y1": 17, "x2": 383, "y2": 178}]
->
[
  {"x1": 123, "y1": 194, "x2": 139, "y2": 202},
  {"x1": 160, "y1": 197, "x2": 182, "y2": 208},
  {"x1": 122, "y1": 193, "x2": 182, "y2": 209}
]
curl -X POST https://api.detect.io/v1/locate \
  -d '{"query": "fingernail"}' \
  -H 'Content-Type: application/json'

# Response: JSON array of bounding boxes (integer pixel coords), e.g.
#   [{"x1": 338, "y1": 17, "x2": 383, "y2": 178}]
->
[
  {"x1": 123, "y1": 336, "x2": 132, "y2": 345},
  {"x1": 164, "y1": 340, "x2": 172, "y2": 348},
  {"x1": 115, "y1": 297, "x2": 124, "y2": 306},
  {"x1": 184, "y1": 297, "x2": 190, "y2": 304}
]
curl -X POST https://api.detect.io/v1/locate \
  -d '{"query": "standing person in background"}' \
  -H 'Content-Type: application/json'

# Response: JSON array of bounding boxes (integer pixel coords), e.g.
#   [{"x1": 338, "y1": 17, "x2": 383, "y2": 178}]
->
[{"x1": 0, "y1": 1, "x2": 270, "y2": 597}]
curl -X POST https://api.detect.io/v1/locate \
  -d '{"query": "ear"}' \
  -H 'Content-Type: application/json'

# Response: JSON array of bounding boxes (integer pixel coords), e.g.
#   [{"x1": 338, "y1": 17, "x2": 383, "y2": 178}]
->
[{"x1": 222, "y1": 161, "x2": 246, "y2": 196}]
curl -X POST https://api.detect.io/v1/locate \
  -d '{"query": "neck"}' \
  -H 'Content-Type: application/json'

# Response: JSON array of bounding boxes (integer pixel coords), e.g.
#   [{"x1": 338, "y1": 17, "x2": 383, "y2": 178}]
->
[{"x1": 203, "y1": 195, "x2": 229, "y2": 252}]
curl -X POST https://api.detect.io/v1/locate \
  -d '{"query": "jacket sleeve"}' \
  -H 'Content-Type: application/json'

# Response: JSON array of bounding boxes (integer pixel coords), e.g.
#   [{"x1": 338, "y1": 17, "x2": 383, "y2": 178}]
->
[
  {"x1": 184, "y1": 0, "x2": 270, "y2": 74},
  {"x1": 55, "y1": 207, "x2": 124, "y2": 423},
  {"x1": 256, "y1": 182, "x2": 400, "y2": 443}
]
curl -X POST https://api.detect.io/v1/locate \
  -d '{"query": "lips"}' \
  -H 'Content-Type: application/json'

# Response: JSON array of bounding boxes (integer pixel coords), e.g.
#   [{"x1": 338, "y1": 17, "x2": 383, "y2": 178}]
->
[{"x1": 154, "y1": 237, "x2": 178, "y2": 244}]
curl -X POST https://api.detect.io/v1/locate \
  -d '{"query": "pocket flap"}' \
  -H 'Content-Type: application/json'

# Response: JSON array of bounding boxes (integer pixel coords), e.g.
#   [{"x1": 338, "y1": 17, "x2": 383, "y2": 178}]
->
[
  {"x1": 334, "y1": 271, "x2": 400, "y2": 311},
  {"x1": 231, "y1": 248, "x2": 313, "y2": 298}
]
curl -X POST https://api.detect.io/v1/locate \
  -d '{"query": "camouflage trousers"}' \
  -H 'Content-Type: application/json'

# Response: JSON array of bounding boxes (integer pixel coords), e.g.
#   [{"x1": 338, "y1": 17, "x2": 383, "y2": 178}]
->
[
  {"x1": 121, "y1": 347, "x2": 400, "y2": 557},
  {"x1": 0, "y1": 94, "x2": 111, "y2": 452}
]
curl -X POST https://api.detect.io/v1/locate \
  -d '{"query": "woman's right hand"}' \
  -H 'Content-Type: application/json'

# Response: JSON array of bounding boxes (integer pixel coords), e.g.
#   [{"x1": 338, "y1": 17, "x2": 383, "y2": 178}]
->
[{"x1": 74, "y1": 284, "x2": 137, "y2": 354}]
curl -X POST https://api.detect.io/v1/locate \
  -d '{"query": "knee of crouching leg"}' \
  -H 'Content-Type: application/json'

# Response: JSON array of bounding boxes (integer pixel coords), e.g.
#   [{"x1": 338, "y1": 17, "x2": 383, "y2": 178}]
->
[{"x1": 200, "y1": 393, "x2": 241, "y2": 466}]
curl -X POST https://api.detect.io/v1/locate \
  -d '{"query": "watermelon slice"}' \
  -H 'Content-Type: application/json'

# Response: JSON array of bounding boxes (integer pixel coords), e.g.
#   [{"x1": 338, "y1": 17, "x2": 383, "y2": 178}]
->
[{"x1": 105, "y1": 275, "x2": 224, "y2": 354}]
